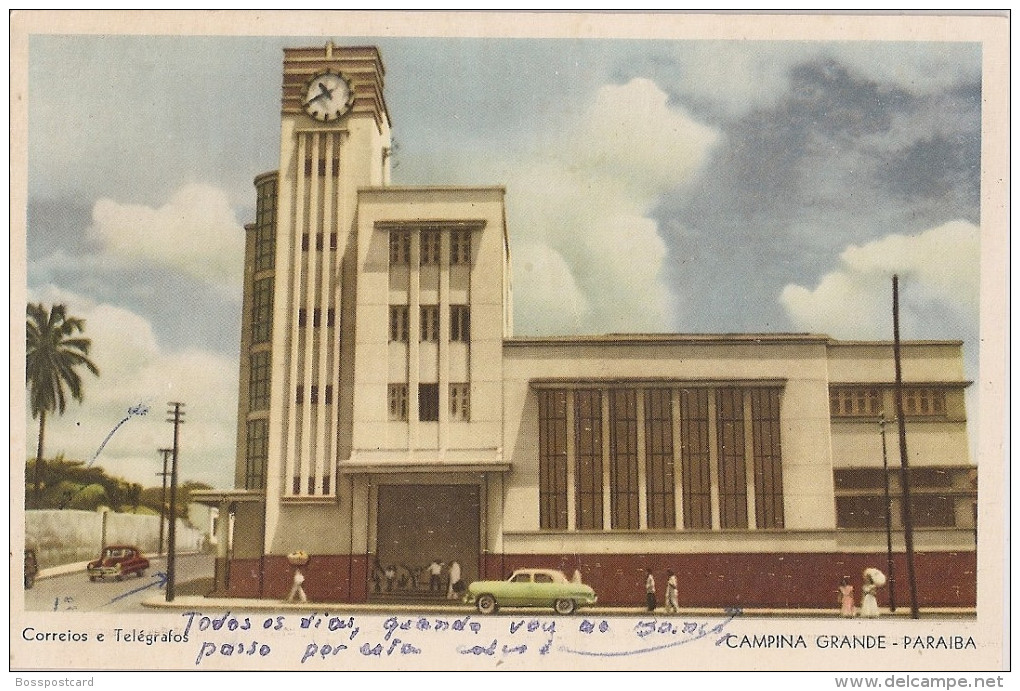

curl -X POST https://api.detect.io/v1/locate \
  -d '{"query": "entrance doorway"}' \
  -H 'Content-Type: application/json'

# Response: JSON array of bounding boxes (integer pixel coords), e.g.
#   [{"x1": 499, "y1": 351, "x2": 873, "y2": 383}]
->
[{"x1": 373, "y1": 484, "x2": 480, "y2": 598}]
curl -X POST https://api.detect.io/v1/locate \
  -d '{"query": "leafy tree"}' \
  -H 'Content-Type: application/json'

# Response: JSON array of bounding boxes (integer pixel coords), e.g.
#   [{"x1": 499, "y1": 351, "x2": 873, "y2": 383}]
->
[{"x1": 26, "y1": 304, "x2": 99, "y2": 508}]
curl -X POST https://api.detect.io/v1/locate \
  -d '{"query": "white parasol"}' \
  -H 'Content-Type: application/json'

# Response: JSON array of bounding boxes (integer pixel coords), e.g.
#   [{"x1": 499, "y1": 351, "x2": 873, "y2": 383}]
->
[{"x1": 864, "y1": 567, "x2": 886, "y2": 587}]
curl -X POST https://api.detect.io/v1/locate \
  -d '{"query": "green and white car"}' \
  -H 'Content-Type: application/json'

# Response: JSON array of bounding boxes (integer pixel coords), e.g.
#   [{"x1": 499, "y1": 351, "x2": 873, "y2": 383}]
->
[{"x1": 464, "y1": 568, "x2": 597, "y2": 615}]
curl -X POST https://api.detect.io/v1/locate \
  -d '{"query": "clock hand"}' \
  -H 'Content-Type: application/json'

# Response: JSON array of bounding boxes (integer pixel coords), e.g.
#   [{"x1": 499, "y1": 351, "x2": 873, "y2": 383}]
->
[
  {"x1": 318, "y1": 82, "x2": 334, "y2": 99},
  {"x1": 304, "y1": 90, "x2": 329, "y2": 106}
]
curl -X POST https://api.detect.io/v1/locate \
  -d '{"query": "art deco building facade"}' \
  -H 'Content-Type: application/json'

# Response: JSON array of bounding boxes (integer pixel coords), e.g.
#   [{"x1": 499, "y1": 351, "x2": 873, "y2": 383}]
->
[{"x1": 198, "y1": 43, "x2": 976, "y2": 608}]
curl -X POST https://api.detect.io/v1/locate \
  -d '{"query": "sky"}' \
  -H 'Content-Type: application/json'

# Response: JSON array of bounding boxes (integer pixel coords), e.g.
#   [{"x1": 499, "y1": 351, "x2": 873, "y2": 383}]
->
[{"x1": 20, "y1": 28, "x2": 986, "y2": 489}]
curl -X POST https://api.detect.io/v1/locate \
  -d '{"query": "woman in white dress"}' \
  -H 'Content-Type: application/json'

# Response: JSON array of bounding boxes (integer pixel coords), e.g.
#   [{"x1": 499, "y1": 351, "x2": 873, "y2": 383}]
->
[{"x1": 859, "y1": 568, "x2": 882, "y2": 618}]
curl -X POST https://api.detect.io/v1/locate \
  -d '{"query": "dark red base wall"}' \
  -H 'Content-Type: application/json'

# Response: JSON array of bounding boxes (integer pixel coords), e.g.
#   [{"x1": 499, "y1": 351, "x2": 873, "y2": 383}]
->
[
  {"x1": 225, "y1": 551, "x2": 975, "y2": 608},
  {"x1": 488, "y1": 552, "x2": 976, "y2": 609}
]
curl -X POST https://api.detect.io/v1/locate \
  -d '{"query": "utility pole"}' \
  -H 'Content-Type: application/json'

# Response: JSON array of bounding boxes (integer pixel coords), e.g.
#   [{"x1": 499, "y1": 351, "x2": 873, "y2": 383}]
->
[
  {"x1": 156, "y1": 448, "x2": 173, "y2": 557},
  {"x1": 879, "y1": 414, "x2": 897, "y2": 613},
  {"x1": 892, "y1": 275, "x2": 919, "y2": 618},
  {"x1": 165, "y1": 402, "x2": 185, "y2": 602}
]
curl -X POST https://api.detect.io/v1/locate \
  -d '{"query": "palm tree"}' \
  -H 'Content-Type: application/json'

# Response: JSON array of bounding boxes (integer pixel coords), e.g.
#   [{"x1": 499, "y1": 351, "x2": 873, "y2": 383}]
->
[{"x1": 26, "y1": 303, "x2": 99, "y2": 508}]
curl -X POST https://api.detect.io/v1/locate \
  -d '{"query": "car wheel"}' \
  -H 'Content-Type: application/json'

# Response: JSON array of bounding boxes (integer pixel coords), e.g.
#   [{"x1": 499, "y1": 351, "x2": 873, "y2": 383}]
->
[
  {"x1": 554, "y1": 598, "x2": 576, "y2": 615},
  {"x1": 476, "y1": 594, "x2": 497, "y2": 615}
]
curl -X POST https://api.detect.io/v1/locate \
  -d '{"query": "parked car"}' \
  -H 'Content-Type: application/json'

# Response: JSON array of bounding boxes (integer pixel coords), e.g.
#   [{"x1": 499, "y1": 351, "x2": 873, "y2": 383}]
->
[
  {"x1": 24, "y1": 548, "x2": 39, "y2": 589},
  {"x1": 464, "y1": 568, "x2": 597, "y2": 615},
  {"x1": 87, "y1": 545, "x2": 150, "y2": 582}
]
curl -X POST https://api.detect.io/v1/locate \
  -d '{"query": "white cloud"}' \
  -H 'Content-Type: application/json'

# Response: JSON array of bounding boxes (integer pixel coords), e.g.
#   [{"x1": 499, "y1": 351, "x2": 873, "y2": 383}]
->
[
  {"x1": 22, "y1": 286, "x2": 237, "y2": 488},
  {"x1": 510, "y1": 78, "x2": 719, "y2": 335},
  {"x1": 89, "y1": 184, "x2": 244, "y2": 290},
  {"x1": 779, "y1": 220, "x2": 979, "y2": 339},
  {"x1": 512, "y1": 243, "x2": 590, "y2": 335}
]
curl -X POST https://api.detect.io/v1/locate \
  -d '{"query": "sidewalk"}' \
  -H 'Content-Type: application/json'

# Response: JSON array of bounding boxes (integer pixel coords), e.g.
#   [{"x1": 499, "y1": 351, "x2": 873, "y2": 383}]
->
[{"x1": 141, "y1": 593, "x2": 976, "y2": 619}]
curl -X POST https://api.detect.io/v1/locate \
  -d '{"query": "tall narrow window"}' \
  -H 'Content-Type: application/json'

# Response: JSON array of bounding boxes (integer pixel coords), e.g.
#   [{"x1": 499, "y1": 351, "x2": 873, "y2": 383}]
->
[
  {"x1": 450, "y1": 305, "x2": 470, "y2": 342},
  {"x1": 388, "y1": 384, "x2": 408, "y2": 421},
  {"x1": 419, "y1": 383, "x2": 439, "y2": 422},
  {"x1": 644, "y1": 389, "x2": 676, "y2": 529},
  {"x1": 450, "y1": 383, "x2": 470, "y2": 421},
  {"x1": 574, "y1": 389, "x2": 603, "y2": 530},
  {"x1": 420, "y1": 305, "x2": 440, "y2": 342},
  {"x1": 450, "y1": 229, "x2": 472, "y2": 265},
  {"x1": 609, "y1": 389, "x2": 639, "y2": 530},
  {"x1": 389, "y1": 305, "x2": 409, "y2": 342},
  {"x1": 248, "y1": 351, "x2": 271, "y2": 411},
  {"x1": 389, "y1": 230, "x2": 410, "y2": 264},
  {"x1": 716, "y1": 388, "x2": 748, "y2": 529},
  {"x1": 538, "y1": 390, "x2": 568, "y2": 530},
  {"x1": 251, "y1": 277, "x2": 274, "y2": 344},
  {"x1": 245, "y1": 418, "x2": 269, "y2": 491},
  {"x1": 680, "y1": 389, "x2": 711, "y2": 529},
  {"x1": 751, "y1": 388, "x2": 784, "y2": 529},
  {"x1": 420, "y1": 229, "x2": 440, "y2": 265}
]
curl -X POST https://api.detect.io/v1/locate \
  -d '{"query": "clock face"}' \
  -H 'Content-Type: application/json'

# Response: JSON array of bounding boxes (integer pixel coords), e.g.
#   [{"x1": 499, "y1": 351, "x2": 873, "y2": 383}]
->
[{"x1": 303, "y1": 70, "x2": 353, "y2": 122}]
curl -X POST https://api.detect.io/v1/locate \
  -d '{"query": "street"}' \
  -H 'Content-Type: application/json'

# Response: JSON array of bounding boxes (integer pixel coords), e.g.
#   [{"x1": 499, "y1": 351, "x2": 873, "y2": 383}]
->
[{"x1": 24, "y1": 553, "x2": 215, "y2": 613}]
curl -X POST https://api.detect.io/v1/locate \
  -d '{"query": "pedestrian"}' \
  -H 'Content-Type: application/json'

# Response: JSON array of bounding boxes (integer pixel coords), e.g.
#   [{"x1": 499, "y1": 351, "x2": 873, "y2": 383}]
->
[
  {"x1": 428, "y1": 559, "x2": 443, "y2": 593},
  {"x1": 645, "y1": 569, "x2": 656, "y2": 612},
  {"x1": 447, "y1": 560, "x2": 462, "y2": 599},
  {"x1": 287, "y1": 568, "x2": 307, "y2": 603},
  {"x1": 859, "y1": 568, "x2": 883, "y2": 618},
  {"x1": 838, "y1": 576, "x2": 855, "y2": 618},
  {"x1": 665, "y1": 569, "x2": 680, "y2": 613}
]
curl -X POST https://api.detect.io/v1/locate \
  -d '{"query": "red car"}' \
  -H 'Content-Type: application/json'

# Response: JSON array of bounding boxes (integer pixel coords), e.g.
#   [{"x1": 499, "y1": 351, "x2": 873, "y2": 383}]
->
[{"x1": 87, "y1": 545, "x2": 150, "y2": 581}]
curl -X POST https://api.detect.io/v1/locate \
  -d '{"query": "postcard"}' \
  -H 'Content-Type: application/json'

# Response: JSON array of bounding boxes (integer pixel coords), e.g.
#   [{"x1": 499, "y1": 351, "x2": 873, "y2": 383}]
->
[{"x1": 9, "y1": 10, "x2": 1009, "y2": 678}]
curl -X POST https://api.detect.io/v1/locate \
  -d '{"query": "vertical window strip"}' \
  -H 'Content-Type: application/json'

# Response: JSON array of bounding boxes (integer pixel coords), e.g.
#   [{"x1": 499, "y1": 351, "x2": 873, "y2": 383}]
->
[
  {"x1": 419, "y1": 383, "x2": 439, "y2": 421},
  {"x1": 451, "y1": 229, "x2": 472, "y2": 265},
  {"x1": 251, "y1": 277, "x2": 274, "y2": 344},
  {"x1": 751, "y1": 388, "x2": 785, "y2": 529},
  {"x1": 716, "y1": 388, "x2": 748, "y2": 529},
  {"x1": 389, "y1": 229, "x2": 410, "y2": 265},
  {"x1": 609, "y1": 389, "x2": 639, "y2": 530},
  {"x1": 451, "y1": 305, "x2": 470, "y2": 342},
  {"x1": 539, "y1": 390, "x2": 568, "y2": 530},
  {"x1": 644, "y1": 389, "x2": 676, "y2": 529},
  {"x1": 420, "y1": 229, "x2": 440, "y2": 265},
  {"x1": 245, "y1": 418, "x2": 268, "y2": 491},
  {"x1": 248, "y1": 351, "x2": 271, "y2": 411},
  {"x1": 680, "y1": 389, "x2": 712, "y2": 529},
  {"x1": 574, "y1": 389, "x2": 603, "y2": 530}
]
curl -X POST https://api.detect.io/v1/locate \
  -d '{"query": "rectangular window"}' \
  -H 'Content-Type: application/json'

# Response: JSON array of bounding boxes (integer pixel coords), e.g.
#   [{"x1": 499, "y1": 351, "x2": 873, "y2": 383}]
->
[
  {"x1": 297, "y1": 308, "x2": 307, "y2": 327},
  {"x1": 301, "y1": 233, "x2": 310, "y2": 252},
  {"x1": 644, "y1": 389, "x2": 676, "y2": 529},
  {"x1": 251, "y1": 277, "x2": 274, "y2": 345},
  {"x1": 834, "y1": 467, "x2": 968, "y2": 529},
  {"x1": 419, "y1": 383, "x2": 439, "y2": 422},
  {"x1": 330, "y1": 232, "x2": 337, "y2": 251},
  {"x1": 751, "y1": 388, "x2": 785, "y2": 529},
  {"x1": 451, "y1": 305, "x2": 470, "y2": 342},
  {"x1": 680, "y1": 389, "x2": 711, "y2": 529},
  {"x1": 902, "y1": 388, "x2": 947, "y2": 417},
  {"x1": 389, "y1": 305, "x2": 409, "y2": 342},
  {"x1": 609, "y1": 389, "x2": 639, "y2": 530},
  {"x1": 245, "y1": 418, "x2": 268, "y2": 491},
  {"x1": 388, "y1": 384, "x2": 408, "y2": 421},
  {"x1": 295, "y1": 385, "x2": 304, "y2": 405},
  {"x1": 450, "y1": 383, "x2": 470, "y2": 421},
  {"x1": 829, "y1": 387, "x2": 882, "y2": 417},
  {"x1": 716, "y1": 388, "x2": 748, "y2": 529},
  {"x1": 450, "y1": 229, "x2": 472, "y2": 265},
  {"x1": 248, "y1": 351, "x2": 271, "y2": 411},
  {"x1": 254, "y1": 178, "x2": 276, "y2": 272},
  {"x1": 325, "y1": 384, "x2": 333, "y2": 405},
  {"x1": 420, "y1": 229, "x2": 440, "y2": 265},
  {"x1": 389, "y1": 230, "x2": 410, "y2": 264},
  {"x1": 538, "y1": 390, "x2": 568, "y2": 530},
  {"x1": 574, "y1": 389, "x2": 603, "y2": 530},
  {"x1": 420, "y1": 305, "x2": 440, "y2": 342},
  {"x1": 310, "y1": 385, "x2": 319, "y2": 404}
]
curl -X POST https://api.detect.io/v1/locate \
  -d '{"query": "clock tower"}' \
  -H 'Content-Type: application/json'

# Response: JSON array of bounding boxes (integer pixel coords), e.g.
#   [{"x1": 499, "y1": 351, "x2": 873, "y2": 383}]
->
[{"x1": 233, "y1": 42, "x2": 392, "y2": 561}]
